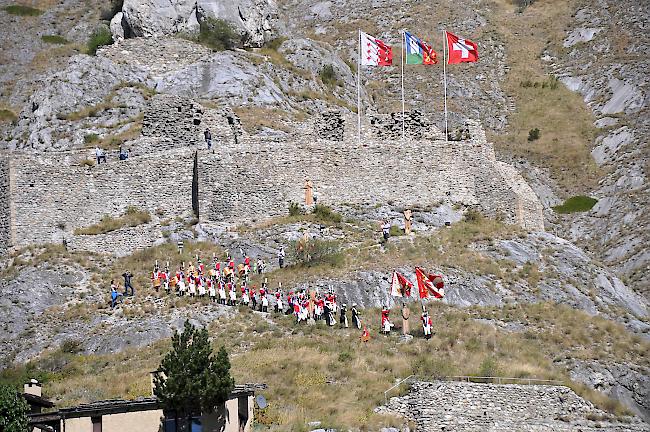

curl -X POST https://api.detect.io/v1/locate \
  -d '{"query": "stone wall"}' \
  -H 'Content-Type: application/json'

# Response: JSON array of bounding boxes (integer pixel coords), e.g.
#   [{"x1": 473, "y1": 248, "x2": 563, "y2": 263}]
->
[
  {"x1": 197, "y1": 118, "x2": 543, "y2": 231},
  {"x1": 0, "y1": 156, "x2": 11, "y2": 252},
  {"x1": 382, "y1": 381, "x2": 648, "y2": 431},
  {"x1": 8, "y1": 148, "x2": 194, "y2": 249},
  {"x1": 0, "y1": 98, "x2": 544, "y2": 255}
]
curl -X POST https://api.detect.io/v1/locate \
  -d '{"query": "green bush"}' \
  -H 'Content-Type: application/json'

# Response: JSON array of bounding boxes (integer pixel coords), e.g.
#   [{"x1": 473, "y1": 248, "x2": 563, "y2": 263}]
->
[
  {"x1": 477, "y1": 357, "x2": 500, "y2": 377},
  {"x1": 3, "y1": 5, "x2": 42, "y2": 16},
  {"x1": 264, "y1": 36, "x2": 286, "y2": 51},
  {"x1": 0, "y1": 383, "x2": 29, "y2": 432},
  {"x1": 389, "y1": 225, "x2": 403, "y2": 237},
  {"x1": 87, "y1": 27, "x2": 113, "y2": 55},
  {"x1": 337, "y1": 351, "x2": 353, "y2": 362},
  {"x1": 527, "y1": 128, "x2": 540, "y2": 142},
  {"x1": 41, "y1": 35, "x2": 69, "y2": 44},
  {"x1": 198, "y1": 17, "x2": 240, "y2": 51},
  {"x1": 61, "y1": 339, "x2": 82, "y2": 354},
  {"x1": 552, "y1": 196, "x2": 598, "y2": 214},
  {"x1": 83, "y1": 133, "x2": 99, "y2": 144},
  {"x1": 288, "y1": 201, "x2": 302, "y2": 217},
  {"x1": 313, "y1": 204, "x2": 342, "y2": 224},
  {"x1": 319, "y1": 64, "x2": 338, "y2": 87},
  {"x1": 293, "y1": 239, "x2": 343, "y2": 268}
]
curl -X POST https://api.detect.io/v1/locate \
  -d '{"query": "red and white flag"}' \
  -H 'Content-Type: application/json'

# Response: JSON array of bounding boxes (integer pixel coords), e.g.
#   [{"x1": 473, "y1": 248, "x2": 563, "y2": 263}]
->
[
  {"x1": 415, "y1": 267, "x2": 445, "y2": 299},
  {"x1": 446, "y1": 31, "x2": 478, "y2": 64},
  {"x1": 360, "y1": 31, "x2": 393, "y2": 66},
  {"x1": 390, "y1": 271, "x2": 413, "y2": 297}
]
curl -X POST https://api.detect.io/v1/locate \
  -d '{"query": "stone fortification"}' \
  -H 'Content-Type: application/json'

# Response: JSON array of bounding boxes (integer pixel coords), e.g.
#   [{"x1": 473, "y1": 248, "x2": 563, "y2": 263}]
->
[
  {"x1": 197, "y1": 115, "x2": 544, "y2": 232},
  {"x1": 382, "y1": 381, "x2": 648, "y2": 431},
  {"x1": 7, "y1": 148, "x2": 194, "y2": 251},
  {"x1": 0, "y1": 157, "x2": 11, "y2": 252},
  {"x1": 0, "y1": 96, "x2": 544, "y2": 254}
]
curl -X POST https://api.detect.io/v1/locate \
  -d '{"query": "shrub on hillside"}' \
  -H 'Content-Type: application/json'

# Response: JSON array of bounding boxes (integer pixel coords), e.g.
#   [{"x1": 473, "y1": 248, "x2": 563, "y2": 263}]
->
[
  {"x1": 527, "y1": 128, "x2": 540, "y2": 142},
  {"x1": 464, "y1": 208, "x2": 483, "y2": 223},
  {"x1": 41, "y1": 35, "x2": 69, "y2": 44},
  {"x1": 61, "y1": 339, "x2": 82, "y2": 354},
  {"x1": 288, "y1": 201, "x2": 302, "y2": 217},
  {"x1": 198, "y1": 17, "x2": 240, "y2": 51},
  {"x1": 87, "y1": 27, "x2": 113, "y2": 55},
  {"x1": 83, "y1": 133, "x2": 99, "y2": 144},
  {"x1": 319, "y1": 64, "x2": 338, "y2": 87},
  {"x1": 313, "y1": 204, "x2": 342, "y2": 224},
  {"x1": 293, "y1": 238, "x2": 343, "y2": 268}
]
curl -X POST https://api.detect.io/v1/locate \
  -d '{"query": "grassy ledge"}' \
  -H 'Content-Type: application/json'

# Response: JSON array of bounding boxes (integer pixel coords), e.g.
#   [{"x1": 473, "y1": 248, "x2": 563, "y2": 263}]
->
[
  {"x1": 74, "y1": 207, "x2": 151, "y2": 235},
  {"x1": 3, "y1": 4, "x2": 43, "y2": 16},
  {"x1": 41, "y1": 34, "x2": 69, "y2": 44},
  {"x1": 553, "y1": 195, "x2": 598, "y2": 214}
]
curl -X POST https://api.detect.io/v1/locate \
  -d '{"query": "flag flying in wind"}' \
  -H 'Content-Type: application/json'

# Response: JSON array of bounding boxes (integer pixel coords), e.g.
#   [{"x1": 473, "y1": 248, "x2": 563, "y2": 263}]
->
[
  {"x1": 404, "y1": 31, "x2": 438, "y2": 65},
  {"x1": 446, "y1": 31, "x2": 478, "y2": 64},
  {"x1": 360, "y1": 31, "x2": 393, "y2": 66},
  {"x1": 390, "y1": 271, "x2": 413, "y2": 297},
  {"x1": 415, "y1": 267, "x2": 445, "y2": 299}
]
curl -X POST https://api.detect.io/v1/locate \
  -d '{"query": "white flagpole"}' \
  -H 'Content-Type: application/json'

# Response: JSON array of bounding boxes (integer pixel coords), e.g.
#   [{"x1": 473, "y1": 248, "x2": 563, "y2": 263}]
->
[
  {"x1": 401, "y1": 30, "x2": 406, "y2": 143},
  {"x1": 443, "y1": 30, "x2": 448, "y2": 142},
  {"x1": 357, "y1": 29, "x2": 362, "y2": 145}
]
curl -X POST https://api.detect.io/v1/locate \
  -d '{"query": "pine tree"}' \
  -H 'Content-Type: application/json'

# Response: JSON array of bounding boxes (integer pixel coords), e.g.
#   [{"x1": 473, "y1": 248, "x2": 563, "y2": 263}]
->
[
  {"x1": 0, "y1": 383, "x2": 29, "y2": 432},
  {"x1": 154, "y1": 320, "x2": 235, "y2": 427}
]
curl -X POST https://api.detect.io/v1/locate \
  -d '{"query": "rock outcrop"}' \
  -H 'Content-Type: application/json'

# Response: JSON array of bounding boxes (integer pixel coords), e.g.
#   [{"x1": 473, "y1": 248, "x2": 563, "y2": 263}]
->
[
  {"x1": 120, "y1": 0, "x2": 280, "y2": 47},
  {"x1": 550, "y1": 0, "x2": 650, "y2": 298}
]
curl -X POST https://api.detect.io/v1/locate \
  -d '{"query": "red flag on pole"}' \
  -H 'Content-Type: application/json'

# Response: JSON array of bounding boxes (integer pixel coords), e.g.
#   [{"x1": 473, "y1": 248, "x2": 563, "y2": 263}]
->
[
  {"x1": 415, "y1": 267, "x2": 445, "y2": 299},
  {"x1": 390, "y1": 271, "x2": 413, "y2": 297},
  {"x1": 445, "y1": 31, "x2": 478, "y2": 64}
]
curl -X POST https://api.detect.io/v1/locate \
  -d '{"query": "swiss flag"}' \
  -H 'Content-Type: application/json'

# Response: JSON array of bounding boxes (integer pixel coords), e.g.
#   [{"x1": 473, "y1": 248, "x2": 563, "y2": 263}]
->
[
  {"x1": 446, "y1": 31, "x2": 478, "y2": 64},
  {"x1": 415, "y1": 267, "x2": 445, "y2": 299}
]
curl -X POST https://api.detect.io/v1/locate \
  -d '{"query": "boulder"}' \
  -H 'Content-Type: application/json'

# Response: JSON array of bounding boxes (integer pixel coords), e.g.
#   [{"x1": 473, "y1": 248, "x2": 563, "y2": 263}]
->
[
  {"x1": 121, "y1": 0, "x2": 280, "y2": 47},
  {"x1": 109, "y1": 12, "x2": 126, "y2": 41}
]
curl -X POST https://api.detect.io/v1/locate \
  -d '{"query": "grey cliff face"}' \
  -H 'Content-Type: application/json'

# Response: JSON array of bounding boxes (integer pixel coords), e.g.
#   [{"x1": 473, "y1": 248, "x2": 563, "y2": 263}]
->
[{"x1": 120, "y1": 0, "x2": 280, "y2": 47}]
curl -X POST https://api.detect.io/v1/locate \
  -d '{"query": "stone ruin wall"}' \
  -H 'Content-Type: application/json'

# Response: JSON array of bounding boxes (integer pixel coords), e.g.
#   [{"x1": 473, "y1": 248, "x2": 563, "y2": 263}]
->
[
  {"x1": 198, "y1": 114, "x2": 544, "y2": 232},
  {"x1": 382, "y1": 381, "x2": 647, "y2": 431},
  {"x1": 0, "y1": 95, "x2": 544, "y2": 254},
  {"x1": 0, "y1": 156, "x2": 11, "y2": 252},
  {"x1": 7, "y1": 148, "x2": 194, "y2": 252}
]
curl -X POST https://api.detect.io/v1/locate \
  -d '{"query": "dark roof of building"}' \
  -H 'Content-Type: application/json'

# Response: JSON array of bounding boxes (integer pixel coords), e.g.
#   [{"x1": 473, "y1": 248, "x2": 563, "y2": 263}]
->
[
  {"x1": 22, "y1": 392, "x2": 55, "y2": 408},
  {"x1": 34, "y1": 384, "x2": 258, "y2": 419}
]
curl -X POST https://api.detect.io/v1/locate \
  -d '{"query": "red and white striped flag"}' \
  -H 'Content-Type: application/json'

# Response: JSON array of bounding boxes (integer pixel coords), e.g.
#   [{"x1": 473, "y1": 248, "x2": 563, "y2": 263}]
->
[
  {"x1": 415, "y1": 267, "x2": 445, "y2": 299},
  {"x1": 360, "y1": 31, "x2": 393, "y2": 66}
]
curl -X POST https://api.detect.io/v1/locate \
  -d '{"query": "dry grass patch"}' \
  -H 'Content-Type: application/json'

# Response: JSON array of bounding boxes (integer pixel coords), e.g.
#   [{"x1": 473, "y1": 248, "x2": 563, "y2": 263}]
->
[
  {"x1": 486, "y1": 0, "x2": 602, "y2": 192},
  {"x1": 74, "y1": 206, "x2": 151, "y2": 236},
  {"x1": 233, "y1": 107, "x2": 294, "y2": 133}
]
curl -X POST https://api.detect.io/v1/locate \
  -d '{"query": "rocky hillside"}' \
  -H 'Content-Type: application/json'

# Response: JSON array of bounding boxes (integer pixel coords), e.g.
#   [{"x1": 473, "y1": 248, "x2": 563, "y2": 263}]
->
[{"x1": 0, "y1": 0, "x2": 648, "y2": 429}]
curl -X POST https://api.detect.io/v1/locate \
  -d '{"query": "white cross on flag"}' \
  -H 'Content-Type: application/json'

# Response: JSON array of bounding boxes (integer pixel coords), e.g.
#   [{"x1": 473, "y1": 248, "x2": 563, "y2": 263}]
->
[
  {"x1": 360, "y1": 31, "x2": 393, "y2": 66},
  {"x1": 446, "y1": 31, "x2": 478, "y2": 64}
]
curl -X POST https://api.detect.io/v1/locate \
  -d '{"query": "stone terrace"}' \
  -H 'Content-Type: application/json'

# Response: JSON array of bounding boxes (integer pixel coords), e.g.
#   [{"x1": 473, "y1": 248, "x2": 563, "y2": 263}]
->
[{"x1": 382, "y1": 381, "x2": 649, "y2": 431}]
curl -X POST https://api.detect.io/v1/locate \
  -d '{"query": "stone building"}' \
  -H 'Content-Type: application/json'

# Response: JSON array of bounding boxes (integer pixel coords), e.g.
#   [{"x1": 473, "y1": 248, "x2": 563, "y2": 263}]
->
[{"x1": 0, "y1": 95, "x2": 544, "y2": 255}]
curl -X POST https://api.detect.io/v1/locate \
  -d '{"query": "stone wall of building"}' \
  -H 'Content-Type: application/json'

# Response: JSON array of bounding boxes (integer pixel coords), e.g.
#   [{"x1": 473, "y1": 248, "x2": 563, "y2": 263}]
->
[
  {"x1": 0, "y1": 156, "x2": 11, "y2": 252},
  {"x1": 0, "y1": 98, "x2": 545, "y2": 255},
  {"x1": 197, "y1": 118, "x2": 543, "y2": 231},
  {"x1": 8, "y1": 148, "x2": 194, "y2": 249},
  {"x1": 382, "y1": 381, "x2": 648, "y2": 431}
]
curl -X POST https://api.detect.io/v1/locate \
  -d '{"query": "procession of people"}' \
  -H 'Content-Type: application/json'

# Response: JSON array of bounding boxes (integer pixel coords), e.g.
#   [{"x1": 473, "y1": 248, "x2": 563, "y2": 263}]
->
[{"x1": 109, "y1": 249, "x2": 445, "y2": 340}]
